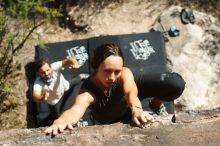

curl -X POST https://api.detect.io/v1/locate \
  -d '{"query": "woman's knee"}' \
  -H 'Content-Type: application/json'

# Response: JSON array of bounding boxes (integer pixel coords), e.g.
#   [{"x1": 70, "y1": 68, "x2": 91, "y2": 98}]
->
[{"x1": 161, "y1": 72, "x2": 186, "y2": 101}]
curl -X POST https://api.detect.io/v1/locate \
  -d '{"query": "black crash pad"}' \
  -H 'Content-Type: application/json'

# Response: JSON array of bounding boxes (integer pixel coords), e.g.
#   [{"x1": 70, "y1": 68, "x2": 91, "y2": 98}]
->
[{"x1": 29, "y1": 31, "x2": 183, "y2": 127}]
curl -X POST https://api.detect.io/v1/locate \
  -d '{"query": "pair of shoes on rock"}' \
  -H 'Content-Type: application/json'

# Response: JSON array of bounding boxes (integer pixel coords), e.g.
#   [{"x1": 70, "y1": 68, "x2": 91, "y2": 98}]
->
[
  {"x1": 149, "y1": 99, "x2": 169, "y2": 116},
  {"x1": 180, "y1": 8, "x2": 195, "y2": 24}
]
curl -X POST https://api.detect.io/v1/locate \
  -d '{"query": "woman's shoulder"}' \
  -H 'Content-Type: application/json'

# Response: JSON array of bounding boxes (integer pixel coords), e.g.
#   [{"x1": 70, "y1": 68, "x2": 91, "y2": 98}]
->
[
  {"x1": 81, "y1": 77, "x2": 93, "y2": 90},
  {"x1": 80, "y1": 77, "x2": 98, "y2": 98},
  {"x1": 119, "y1": 67, "x2": 135, "y2": 83},
  {"x1": 74, "y1": 90, "x2": 95, "y2": 105},
  {"x1": 121, "y1": 67, "x2": 133, "y2": 76}
]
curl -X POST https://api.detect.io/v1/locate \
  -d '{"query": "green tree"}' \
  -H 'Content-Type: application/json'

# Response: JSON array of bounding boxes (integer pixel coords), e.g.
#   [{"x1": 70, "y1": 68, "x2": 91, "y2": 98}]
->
[{"x1": 0, "y1": 0, "x2": 61, "y2": 110}]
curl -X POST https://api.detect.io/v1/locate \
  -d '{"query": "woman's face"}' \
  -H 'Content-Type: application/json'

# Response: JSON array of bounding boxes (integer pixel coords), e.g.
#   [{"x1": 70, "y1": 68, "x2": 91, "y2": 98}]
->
[{"x1": 95, "y1": 55, "x2": 123, "y2": 89}]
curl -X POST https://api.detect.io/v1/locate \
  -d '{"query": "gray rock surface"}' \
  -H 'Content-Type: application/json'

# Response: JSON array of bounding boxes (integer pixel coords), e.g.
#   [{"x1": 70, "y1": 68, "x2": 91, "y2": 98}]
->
[
  {"x1": 0, "y1": 108, "x2": 219, "y2": 146},
  {"x1": 153, "y1": 6, "x2": 220, "y2": 111}
]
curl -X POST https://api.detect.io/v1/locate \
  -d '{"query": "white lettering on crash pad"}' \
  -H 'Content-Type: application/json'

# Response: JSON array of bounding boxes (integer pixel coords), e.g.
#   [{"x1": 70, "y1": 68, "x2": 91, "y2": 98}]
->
[
  {"x1": 130, "y1": 40, "x2": 155, "y2": 60},
  {"x1": 66, "y1": 46, "x2": 88, "y2": 67}
]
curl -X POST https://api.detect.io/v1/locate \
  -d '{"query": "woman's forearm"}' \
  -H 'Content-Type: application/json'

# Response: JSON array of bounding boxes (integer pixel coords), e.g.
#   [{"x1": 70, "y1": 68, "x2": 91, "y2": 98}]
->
[{"x1": 126, "y1": 92, "x2": 142, "y2": 108}]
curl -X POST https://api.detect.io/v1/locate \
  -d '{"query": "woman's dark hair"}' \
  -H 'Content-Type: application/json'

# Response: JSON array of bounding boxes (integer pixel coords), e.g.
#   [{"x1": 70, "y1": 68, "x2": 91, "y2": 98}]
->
[
  {"x1": 91, "y1": 43, "x2": 124, "y2": 70},
  {"x1": 35, "y1": 58, "x2": 51, "y2": 72}
]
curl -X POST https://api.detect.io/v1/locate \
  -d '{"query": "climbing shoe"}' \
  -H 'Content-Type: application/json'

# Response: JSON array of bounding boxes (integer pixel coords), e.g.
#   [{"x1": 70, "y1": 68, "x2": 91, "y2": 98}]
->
[
  {"x1": 180, "y1": 8, "x2": 195, "y2": 24},
  {"x1": 149, "y1": 101, "x2": 169, "y2": 116},
  {"x1": 168, "y1": 25, "x2": 180, "y2": 37}
]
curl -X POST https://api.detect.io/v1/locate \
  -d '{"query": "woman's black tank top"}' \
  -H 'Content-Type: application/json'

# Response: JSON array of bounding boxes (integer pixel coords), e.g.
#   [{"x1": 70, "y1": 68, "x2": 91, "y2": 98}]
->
[{"x1": 81, "y1": 77, "x2": 129, "y2": 124}]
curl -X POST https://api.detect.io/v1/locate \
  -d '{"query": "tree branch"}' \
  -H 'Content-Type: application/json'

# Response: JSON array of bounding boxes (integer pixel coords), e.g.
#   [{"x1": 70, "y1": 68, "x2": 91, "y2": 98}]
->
[{"x1": 12, "y1": 20, "x2": 45, "y2": 54}]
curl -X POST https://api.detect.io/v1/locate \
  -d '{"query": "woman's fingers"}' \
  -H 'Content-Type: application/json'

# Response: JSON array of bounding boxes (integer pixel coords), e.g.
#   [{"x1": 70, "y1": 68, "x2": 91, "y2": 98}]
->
[
  {"x1": 67, "y1": 122, "x2": 74, "y2": 130},
  {"x1": 58, "y1": 124, "x2": 65, "y2": 133},
  {"x1": 44, "y1": 122, "x2": 74, "y2": 136},
  {"x1": 44, "y1": 126, "x2": 53, "y2": 134},
  {"x1": 133, "y1": 117, "x2": 141, "y2": 127},
  {"x1": 143, "y1": 111, "x2": 155, "y2": 122},
  {"x1": 133, "y1": 111, "x2": 155, "y2": 128},
  {"x1": 52, "y1": 125, "x2": 59, "y2": 136},
  {"x1": 140, "y1": 112, "x2": 147, "y2": 123}
]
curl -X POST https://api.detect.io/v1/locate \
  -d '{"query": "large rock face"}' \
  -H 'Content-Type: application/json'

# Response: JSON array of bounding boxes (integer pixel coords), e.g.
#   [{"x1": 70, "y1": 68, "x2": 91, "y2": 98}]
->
[
  {"x1": 0, "y1": 109, "x2": 219, "y2": 146},
  {"x1": 153, "y1": 6, "x2": 220, "y2": 110}
]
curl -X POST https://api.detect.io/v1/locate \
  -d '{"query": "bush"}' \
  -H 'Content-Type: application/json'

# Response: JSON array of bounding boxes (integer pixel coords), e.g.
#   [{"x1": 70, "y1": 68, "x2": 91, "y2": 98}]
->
[{"x1": 0, "y1": 0, "x2": 61, "y2": 111}]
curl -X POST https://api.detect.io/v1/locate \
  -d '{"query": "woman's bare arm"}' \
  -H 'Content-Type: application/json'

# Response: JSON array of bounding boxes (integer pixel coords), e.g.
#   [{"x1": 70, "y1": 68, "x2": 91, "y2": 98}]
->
[
  {"x1": 120, "y1": 67, "x2": 154, "y2": 128},
  {"x1": 44, "y1": 92, "x2": 94, "y2": 136},
  {"x1": 120, "y1": 67, "x2": 141, "y2": 108}
]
